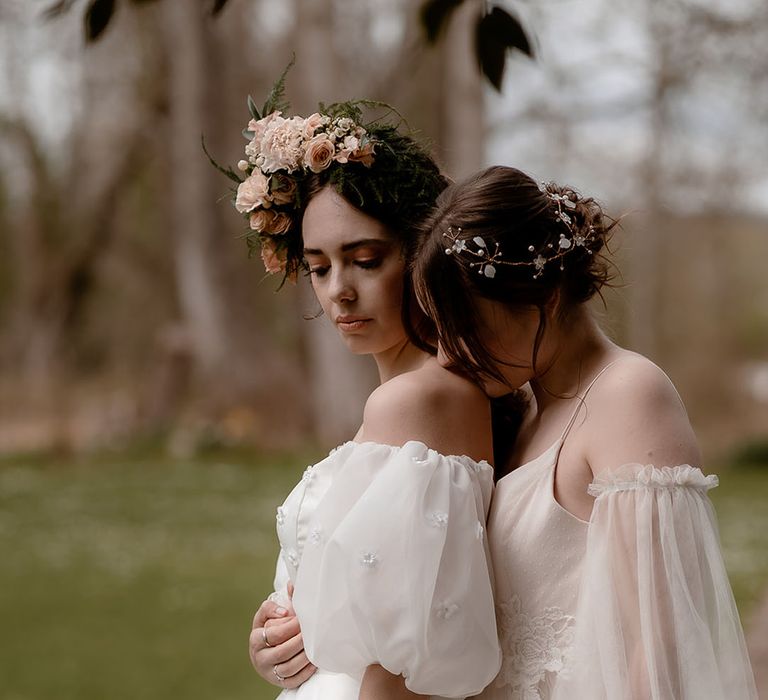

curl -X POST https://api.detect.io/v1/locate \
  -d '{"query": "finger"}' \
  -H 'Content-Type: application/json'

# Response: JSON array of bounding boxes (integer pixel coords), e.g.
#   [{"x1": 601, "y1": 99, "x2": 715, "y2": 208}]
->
[
  {"x1": 274, "y1": 650, "x2": 312, "y2": 680},
  {"x1": 249, "y1": 620, "x2": 300, "y2": 657},
  {"x1": 287, "y1": 581, "x2": 295, "y2": 599},
  {"x1": 252, "y1": 600, "x2": 288, "y2": 629},
  {"x1": 278, "y1": 660, "x2": 317, "y2": 690},
  {"x1": 249, "y1": 629, "x2": 306, "y2": 675},
  {"x1": 269, "y1": 629, "x2": 306, "y2": 662},
  {"x1": 263, "y1": 616, "x2": 301, "y2": 647}
]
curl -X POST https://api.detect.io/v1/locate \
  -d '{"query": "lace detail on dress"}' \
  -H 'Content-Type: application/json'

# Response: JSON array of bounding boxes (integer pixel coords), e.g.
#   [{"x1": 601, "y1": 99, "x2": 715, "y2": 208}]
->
[{"x1": 493, "y1": 593, "x2": 575, "y2": 699}]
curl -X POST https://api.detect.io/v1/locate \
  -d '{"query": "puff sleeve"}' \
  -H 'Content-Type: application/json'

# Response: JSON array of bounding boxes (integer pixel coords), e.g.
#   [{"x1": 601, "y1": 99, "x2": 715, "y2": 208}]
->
[
  {"x1": 552, "y1": 464, "x2": 758, "y2": 700},
  {"x1": 268, "y1": 553, "x2": 291, "y2": 609},
  {"x1": 291, "y1": 441, "x2": 501, "y2": 698}
]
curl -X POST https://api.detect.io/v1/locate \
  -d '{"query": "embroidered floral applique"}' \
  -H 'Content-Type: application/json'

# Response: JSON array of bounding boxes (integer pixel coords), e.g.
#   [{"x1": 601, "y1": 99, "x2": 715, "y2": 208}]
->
[
  {"x1": 428, "y1": 511, "x2": 449, "y2": 528},
  {"x1": 309, "y1": 527, "x2": 323, "y2": 545},
  {"x1": 434, "y1": 600, "x2": 460, "y2": 620},
  {"x1": 360, "y1": 552, "x2": 379, "y2": 568},
  {"x1": 285, "y1": 548, "x2": 299, "y2": 569},
  {"x1": 493, "y1": 593, "x2": 575, "y2": 698}
]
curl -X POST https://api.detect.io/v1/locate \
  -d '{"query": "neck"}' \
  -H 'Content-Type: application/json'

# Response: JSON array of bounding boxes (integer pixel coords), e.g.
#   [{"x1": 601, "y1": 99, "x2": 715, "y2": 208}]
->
[
  {"x1": 373, "y1": 337, "x2": 430, "y2": 384},
  {"x1": 529, "y1": 306, "x2": 616, "y2": 409}
]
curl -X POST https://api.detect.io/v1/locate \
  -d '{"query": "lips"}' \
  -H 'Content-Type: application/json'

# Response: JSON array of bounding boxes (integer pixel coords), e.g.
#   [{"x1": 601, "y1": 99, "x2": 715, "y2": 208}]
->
[{"x1": 336, "y1": 315, "x2": 372, "y2": 332}]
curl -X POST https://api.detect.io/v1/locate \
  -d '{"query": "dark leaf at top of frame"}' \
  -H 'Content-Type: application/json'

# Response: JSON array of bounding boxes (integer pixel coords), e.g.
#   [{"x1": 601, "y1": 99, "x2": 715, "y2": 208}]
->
[
  {"x1": 84, "y1": 0, "x2": 116, "y2": 42},
  {"x1": 211, "y1": 0, "x2": 230, "y2": 16},
  {"x1": 420, "y1": 0, "x2": 465, "y2": 43},
  {"x1": 42, "y1": 0, "x2": 77, "y2": 20},
  {"x1": 475, "y1": 7, "x2": 534, "y2": 90},
  {"x1": 483, "y1": 6, "x2": 534, "y2": 59}
]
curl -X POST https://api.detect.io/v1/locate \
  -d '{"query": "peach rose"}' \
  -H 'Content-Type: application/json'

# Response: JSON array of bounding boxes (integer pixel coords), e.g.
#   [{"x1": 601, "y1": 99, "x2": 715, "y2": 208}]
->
[
  {"x1": 270, "y1": 174, "x2": 297, "y2": 206},
  {"x1": 303, "y1": 133, "x2": 335, "y2": 173},
  {"x1": 235, "y1": 171, "x2": 271, "y2": 213},
  {"x1": 348, "y1": 141, "x2": 375, "y2": 168},
  {"x1": 260, "y1": 239, "x2": 287, "y2": 275},
  {"x1": 249, "y1": 208, "x2": 292, "y2": 235}
]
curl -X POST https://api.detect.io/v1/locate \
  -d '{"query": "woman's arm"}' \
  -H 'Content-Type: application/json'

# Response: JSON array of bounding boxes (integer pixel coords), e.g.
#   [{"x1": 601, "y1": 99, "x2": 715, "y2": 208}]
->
[{"x1": 359, "y1": 665, "x2": 423, "y2": 700}]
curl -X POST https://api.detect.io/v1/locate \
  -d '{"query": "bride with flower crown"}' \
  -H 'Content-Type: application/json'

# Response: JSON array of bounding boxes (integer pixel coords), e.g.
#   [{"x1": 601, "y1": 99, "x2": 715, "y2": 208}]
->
[{"x1": 219, "y1": 80, "x2": 503, "y2": 700}]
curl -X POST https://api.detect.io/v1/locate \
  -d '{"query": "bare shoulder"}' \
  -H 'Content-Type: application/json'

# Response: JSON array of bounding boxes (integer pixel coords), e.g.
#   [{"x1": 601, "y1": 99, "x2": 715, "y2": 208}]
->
[
  {"x1": 585, "y1": 352, "x2": 702, "y2": 476},
  {"x1": 360, "y1": 359, "x2": 493, "y2": 463}
]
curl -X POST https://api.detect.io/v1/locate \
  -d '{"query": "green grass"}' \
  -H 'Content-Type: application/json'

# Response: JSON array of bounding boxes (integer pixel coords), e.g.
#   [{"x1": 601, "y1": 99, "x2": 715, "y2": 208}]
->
[
  {"x1": 707, "y1": 463, "x2": 768, "y2": 619},
  {"x1": 0, "y1": 448, "x2": 314, "y2": 700},
  {"x1": 0, "y1": 451, "x2": 766, "y2": 700}
]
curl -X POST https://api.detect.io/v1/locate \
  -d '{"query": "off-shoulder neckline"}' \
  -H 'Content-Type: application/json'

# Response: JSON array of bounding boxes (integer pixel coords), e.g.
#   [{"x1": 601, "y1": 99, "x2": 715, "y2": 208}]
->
[{"x1": 330, "y1": 439, "x2": 494, "y2": 470}]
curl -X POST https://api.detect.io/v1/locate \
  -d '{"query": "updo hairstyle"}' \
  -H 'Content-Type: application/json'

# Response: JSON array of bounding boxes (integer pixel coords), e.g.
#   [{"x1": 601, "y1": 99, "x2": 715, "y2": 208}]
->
[{"x1": 413, "y1": 165, "x2": 619, "y2": 384}]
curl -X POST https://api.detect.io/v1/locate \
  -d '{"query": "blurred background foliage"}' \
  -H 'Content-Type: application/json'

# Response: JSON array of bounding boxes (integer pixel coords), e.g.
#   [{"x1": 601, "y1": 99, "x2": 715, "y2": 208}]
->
[{"x1": 0, "y1": 0, "x2": 767, "y2": 698}]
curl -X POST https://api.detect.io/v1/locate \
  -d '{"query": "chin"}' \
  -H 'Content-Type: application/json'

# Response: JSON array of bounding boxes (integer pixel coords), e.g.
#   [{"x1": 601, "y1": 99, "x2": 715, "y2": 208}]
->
[{"x1": 339, "y1": 336, "x2": 378, "y2": 355}]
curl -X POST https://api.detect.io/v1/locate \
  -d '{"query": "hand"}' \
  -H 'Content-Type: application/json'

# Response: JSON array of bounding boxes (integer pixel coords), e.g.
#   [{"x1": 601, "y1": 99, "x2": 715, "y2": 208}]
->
[{"x1": 249, "y1": 588, "x2": 316, "y2": 689}]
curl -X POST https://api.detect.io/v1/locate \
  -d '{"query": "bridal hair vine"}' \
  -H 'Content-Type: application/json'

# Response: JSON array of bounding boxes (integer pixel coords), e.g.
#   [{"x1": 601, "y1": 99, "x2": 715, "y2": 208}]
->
[{"x1": 443, "y1": 183, "x2": 595, "y2": 279}]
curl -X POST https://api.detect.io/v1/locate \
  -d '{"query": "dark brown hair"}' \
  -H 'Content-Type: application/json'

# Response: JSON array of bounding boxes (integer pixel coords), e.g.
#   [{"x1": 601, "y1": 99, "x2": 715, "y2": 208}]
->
[
  {"x1": 413, "y1": 165, "x2": 618, "y2": 385},
  {"x1": 299, "y1": 129, "x2": 448, "y2": 350}
]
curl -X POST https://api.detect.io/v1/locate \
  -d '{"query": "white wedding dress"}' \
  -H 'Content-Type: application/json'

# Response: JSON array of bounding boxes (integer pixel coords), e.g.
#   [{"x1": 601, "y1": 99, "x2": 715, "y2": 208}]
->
[
  {"x1": 476, "y1": 367, "x2": 758, "y2": 700},
  {"x1": 269, "y1": 440, "x2": 502, "y2": 699}
]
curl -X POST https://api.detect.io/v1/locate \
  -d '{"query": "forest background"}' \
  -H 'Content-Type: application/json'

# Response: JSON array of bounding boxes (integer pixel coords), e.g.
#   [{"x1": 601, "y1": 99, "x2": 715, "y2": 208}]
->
[{"x1": 1, "y1": 0, "x2": 767, "y2": 698}]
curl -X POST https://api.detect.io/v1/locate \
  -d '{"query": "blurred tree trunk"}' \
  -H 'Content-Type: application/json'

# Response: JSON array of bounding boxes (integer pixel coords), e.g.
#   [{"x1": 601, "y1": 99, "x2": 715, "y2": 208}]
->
[
  {"x1": 438, "y1": 0, "x2": 485, "y2": 179},
  {"x1": 163, "y1": 0, "x2": 230, "y2": 380}
]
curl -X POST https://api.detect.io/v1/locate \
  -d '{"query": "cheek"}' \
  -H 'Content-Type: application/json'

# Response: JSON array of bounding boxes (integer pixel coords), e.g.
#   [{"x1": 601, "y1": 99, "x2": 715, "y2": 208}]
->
[
  {"x1": 310, "y1": 278, "x2": 333, "y2": 316},
  {"x1": 371, "y1": 265, "x2": 405, "y2": 316}
]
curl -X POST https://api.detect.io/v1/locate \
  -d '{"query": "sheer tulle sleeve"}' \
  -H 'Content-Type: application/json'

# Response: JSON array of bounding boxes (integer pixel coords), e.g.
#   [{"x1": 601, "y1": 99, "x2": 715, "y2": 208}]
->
[
  {"x1": 552, "y1": 463, "x2": 757, "y2": 700},
  {"x1": 291, "y1": 440, "x2": 501, "y2": 698}
]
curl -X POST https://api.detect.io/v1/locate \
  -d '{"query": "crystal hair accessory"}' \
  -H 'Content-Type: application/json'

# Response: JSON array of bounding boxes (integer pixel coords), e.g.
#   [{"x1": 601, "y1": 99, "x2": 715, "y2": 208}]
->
[{"x1": 443, "y1": 184, "x2": 595, "y2": 279}]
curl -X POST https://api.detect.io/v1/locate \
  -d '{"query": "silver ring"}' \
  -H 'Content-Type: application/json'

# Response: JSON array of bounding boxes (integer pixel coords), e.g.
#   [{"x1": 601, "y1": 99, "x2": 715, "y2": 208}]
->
[
  {"x1": 262, "y1": 626, "x2": 273, "y2": 648},
  {"x1": 273, "y1": 665, "x2": 286, "y2": 682}
]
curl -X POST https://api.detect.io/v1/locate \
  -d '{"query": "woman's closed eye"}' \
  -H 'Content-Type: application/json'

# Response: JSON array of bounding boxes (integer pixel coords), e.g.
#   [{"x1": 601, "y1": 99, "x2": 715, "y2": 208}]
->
[
  {"x1": 354, "y1": 258, "x2": 382, "y2": 270},
  {"x1": 309, "y1": 265, "x2": 330, "y2": 277}
]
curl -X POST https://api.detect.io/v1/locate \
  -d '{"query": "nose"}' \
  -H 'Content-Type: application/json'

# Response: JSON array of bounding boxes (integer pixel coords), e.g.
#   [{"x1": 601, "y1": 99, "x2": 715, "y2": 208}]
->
[{"x1": 328, "y1": 268, "x2": 356, "y2": 305}]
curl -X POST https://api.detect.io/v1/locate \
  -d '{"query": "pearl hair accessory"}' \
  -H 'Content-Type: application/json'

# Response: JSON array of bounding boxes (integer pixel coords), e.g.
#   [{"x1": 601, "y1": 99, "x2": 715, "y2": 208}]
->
[{"x1": 443, "y1": 184, "x2": 595, "y2": 279}]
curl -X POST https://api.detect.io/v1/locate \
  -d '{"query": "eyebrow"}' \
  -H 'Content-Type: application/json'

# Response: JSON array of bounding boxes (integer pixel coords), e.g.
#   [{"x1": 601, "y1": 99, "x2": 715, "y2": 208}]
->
[{"x1": 303, "y1": 238, "x2": 390, "y2": 256}]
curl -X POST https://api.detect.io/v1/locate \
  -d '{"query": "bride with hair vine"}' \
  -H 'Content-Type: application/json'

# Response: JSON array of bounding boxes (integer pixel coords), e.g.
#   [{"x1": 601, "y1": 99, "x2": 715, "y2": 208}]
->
[
  {"x1": 413, "y1": 165, "x2": 758, "y2": 700},
  {"x1": 213, "y1": 68, "x2": 502, "y2": 700}
]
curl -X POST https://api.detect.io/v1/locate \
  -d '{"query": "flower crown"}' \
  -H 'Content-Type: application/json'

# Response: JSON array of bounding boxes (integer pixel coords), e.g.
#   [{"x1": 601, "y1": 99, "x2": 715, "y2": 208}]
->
[
  {"x1": 443, "y1": 184, "x2": 595, "y2": 279},
  {"x1": 207, "y1": 64, "x2": 380, "y2": 279}
]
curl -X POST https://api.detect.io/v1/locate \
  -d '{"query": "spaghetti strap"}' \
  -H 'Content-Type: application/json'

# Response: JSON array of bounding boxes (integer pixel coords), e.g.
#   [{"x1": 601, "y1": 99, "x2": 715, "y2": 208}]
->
[{"x1": 559, "y1": 359, "x2": 622, "y2": 443}]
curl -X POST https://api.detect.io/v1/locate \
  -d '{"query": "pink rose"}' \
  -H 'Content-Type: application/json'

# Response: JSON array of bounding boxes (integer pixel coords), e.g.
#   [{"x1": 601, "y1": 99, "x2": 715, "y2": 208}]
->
[
  {"x1": 235, "y1": 171, "x2": 271, "y2": 213},
  {"x1": 270, "y1": 174, "x2": 297, "y2": 206},
  {"x1": 348, "y1": 141, "x2": 375, "y2": 168},
  {"x1": 249, "y1": 208, "x2": 293, "y2": 235},
  {"x1": 260, "y1": 238, "x2": 287, "y2": 275},
  {"x1": 303, "y1": 133, "x2": 336, "y2": 173}
]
